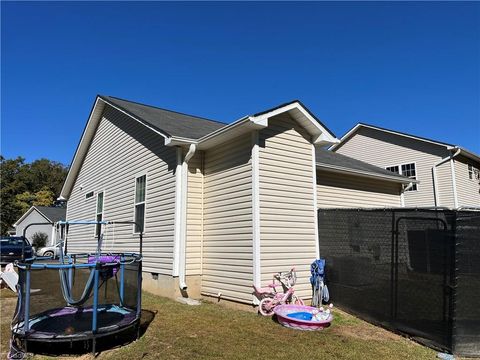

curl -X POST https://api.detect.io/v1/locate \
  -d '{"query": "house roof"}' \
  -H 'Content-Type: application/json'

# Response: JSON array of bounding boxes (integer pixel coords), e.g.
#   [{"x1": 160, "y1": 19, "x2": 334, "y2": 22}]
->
[
  {"x1": 14, "y1": 206, "x2": 66, "y2": 226},
  {"x1": 330, "y1": 122, "x2": 456, "y2": 151},
  {"x1": 253, "y1": 100, "x2": 337, "y2": 139},
  {"x1": 329, "y1": 122, "x2": 480, "y2": 164},
  {"x1": 316, "y1": 148, "x2": 415, "y2": 184},
  {"x1": 34, "y1": 206, "x2": 66, "y2": 222},
  {"x1": 99, "y1": 95, "x2": 227, "y2": 140},
  {"x1": 61, "y1": 96, "x2": 340, "y2": 198}
]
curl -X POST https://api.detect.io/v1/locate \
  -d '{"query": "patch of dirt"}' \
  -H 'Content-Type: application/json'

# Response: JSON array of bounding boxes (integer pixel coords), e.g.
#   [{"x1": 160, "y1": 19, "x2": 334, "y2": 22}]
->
[{"x1": 333, "y1": 323, "x2": 399, "y2": 341}]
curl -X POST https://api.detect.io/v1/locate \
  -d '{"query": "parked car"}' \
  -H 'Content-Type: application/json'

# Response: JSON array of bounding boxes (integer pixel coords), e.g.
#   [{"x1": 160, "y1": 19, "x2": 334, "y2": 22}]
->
[
  {"x1": 0, "y1": 236, "x2": 34, "y2": 265},
  {"x1": 36, "y1": 242, "x2": 63, "y2": 258}
]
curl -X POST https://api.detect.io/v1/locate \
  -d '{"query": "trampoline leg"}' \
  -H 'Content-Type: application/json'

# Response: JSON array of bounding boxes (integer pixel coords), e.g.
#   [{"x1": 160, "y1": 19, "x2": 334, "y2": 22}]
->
[{"x1": 92, "y1": 337, "x2": 96, "y2": 356}]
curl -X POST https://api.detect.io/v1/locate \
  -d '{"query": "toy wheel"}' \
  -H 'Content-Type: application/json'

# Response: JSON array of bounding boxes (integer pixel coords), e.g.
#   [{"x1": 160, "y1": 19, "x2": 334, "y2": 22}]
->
[
  {"x1": 292, "y1": 294, "x2": 305, "y2": 306},
  {"x1": 44, "y1": 251, "x2": 54, "y2": 258},
  {"x1": 259, "y1": 297, "x2": 275, "y2": 316}
]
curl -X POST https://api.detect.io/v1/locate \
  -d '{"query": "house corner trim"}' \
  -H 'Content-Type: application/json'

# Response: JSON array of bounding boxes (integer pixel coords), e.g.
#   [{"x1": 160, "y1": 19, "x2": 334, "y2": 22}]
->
[{"x1": 251, "y1": 130, "x2": 261, "y2": 301}]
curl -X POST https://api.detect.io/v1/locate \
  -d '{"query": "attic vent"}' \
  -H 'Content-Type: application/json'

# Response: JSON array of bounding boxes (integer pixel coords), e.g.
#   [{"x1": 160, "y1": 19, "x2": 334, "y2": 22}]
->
[{"x1": 85, "y1": 191, "x2": 94, "y2": 199}]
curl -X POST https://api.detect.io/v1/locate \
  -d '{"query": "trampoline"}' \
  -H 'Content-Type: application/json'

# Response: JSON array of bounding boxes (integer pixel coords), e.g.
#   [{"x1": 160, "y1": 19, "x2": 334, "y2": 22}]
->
[{"x1": 11, "y1": 220, "x2": 143, "y2": 355}]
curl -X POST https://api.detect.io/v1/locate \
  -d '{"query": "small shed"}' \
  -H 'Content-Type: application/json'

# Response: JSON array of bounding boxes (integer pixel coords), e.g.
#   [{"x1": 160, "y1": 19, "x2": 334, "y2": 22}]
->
[{"x1": 14, "y1": 206, "x2": 66, "y2": 245}]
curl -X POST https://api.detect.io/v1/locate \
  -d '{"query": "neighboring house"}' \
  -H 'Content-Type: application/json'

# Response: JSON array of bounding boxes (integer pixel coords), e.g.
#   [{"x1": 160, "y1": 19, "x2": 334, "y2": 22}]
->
[
  {"x1": 14, "y1": 206, "x2": 66, "y2": 245},
  {"x1": 316, "y1": 148, "x2": 411, "y2": 208},
  {"x1": 61, "y1": 95, "x2": 412, "y2": 305},
  {"x1": 330, "y1": 123, "x2": 480, "y2": 208}
]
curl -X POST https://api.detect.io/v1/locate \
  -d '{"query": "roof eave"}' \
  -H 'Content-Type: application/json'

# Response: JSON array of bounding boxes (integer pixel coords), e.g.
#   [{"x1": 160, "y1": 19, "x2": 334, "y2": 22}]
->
[
  {"x1": 61, "y1": 96, "x2": 173, "y2": 199},
  {"x1": 330, "y1": 123, "x2": 454, "y2": 151},
  {"x1": 250, "y1": 101, "x2": 339, "y2": 146},
  {"x1": 194, "y1": 102, "x2": 340, "y2": 150},
  {"x1": 316, "y1": 163, "x2": 417, "y2": 184},
  {"x1": 13, "y1": 206, "x2": 52, "y2": 227},
  {"x1": 454, "y1": 147, "x2": 480, "y2": 163}
]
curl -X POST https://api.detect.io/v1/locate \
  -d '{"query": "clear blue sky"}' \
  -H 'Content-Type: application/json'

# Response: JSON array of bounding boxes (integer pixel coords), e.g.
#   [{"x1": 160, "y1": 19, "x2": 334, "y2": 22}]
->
[{"x1": 2, "y1": 2, "x2": 479, "y2": 164}]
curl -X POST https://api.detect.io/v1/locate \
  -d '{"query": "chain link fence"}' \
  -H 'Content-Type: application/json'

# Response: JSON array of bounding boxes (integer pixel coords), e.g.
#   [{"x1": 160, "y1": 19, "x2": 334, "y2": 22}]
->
[{"x1": 318, "y1": 208, "x2": 480, "y2": 357}]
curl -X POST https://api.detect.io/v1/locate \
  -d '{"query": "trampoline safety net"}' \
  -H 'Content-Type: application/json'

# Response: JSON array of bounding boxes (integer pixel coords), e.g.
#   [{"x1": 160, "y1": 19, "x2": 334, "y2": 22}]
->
[
  {"x1": 317, "y1": 208, "x2": 480, "y2": 357},
  {"x1": 13, "y1": 257, "x2": 141, "y2": 339}
]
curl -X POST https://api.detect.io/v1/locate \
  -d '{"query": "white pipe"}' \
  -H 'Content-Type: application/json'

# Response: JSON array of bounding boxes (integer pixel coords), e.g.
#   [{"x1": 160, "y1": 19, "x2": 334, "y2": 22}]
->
[
  {"x1": 450, "y1": 156, "x2": 459, "y2": 208},
  {"x1": 400, "y1": 182, "x2": 414, "y2": 207},
  {"x1": 179, "y1": 144, "x2": 196, "y2": 291},
  {"x1": 432, "y1": 148, "x2": 461, "y2": 207},
  {"x1": 173, "y1": 148, "x2": 183, "y2": 277}
]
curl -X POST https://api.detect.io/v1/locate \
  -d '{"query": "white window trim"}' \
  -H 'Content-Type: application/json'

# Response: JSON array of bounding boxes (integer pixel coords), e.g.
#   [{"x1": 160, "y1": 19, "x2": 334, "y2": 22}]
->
[
  {"x1": 85, "y1": 191, "x2": 95, "y2": 201},
  {"x1": 133, "y1": 173, "x2": 147, "y2": 234},
  {"x1": 385, "y1": 162, "x2": 418, "y2": 191},
  {"x1": 94, "y1": 191, "x2": 105, "y2": 237},
  {"x1": 468, "y1": 164, "x2": 479, "y2": 181}
]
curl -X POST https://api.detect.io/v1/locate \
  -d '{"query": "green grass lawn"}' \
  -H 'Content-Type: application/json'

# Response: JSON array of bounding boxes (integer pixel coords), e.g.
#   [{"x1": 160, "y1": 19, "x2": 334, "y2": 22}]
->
[{"x1": 1, "y1": 289, "x2": 436, "y2": 359}]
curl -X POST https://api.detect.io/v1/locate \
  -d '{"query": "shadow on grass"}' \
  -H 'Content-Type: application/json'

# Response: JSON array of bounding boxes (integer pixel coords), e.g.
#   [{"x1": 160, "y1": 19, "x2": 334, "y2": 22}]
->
[{"x1": 12, "y1": 309, "x2": 156, "y2": 357}]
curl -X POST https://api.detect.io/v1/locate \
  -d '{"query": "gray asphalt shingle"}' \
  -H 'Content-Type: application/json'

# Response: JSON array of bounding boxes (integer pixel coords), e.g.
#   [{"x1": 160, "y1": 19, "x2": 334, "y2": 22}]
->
[
  {"x1": 316, "y1": 148, "x2": 410, "y2": 181},
  {"x1": 100, "y1": 95, "x2": 227, "y2": 139},
  {"x1": 35, "y1": 206, "x2": 66, "y2": 223}
]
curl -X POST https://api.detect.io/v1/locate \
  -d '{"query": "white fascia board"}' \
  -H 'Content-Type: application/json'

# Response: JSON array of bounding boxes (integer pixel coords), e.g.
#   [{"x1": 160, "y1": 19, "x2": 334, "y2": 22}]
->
[
  {"x1": 330, "y1": 123, "x2": 453, "y2": 151},
  {"x1": 252, "y1": 102, "x2": 339, "y2": 146},
  {"x1": 314, "y1": 132, "x2": 340, "y2": 146},
  {"x1": 329, "y1": 123, "x2": 362, "y2": 151},
  {"x1": 455, "y1": 148, "x2": 480, "y2": 164},
  {"x1": 13, "y1": 206, "x2": 36, "y2": 227},
  {"x1": 60, "y1": 98, "x2": 104, "y2": 199},
  {"x1": 316, "y1": 163, "x2": 417, "y2": 184},
  {"x1": 60, "y1": 97, "x2": 171, "y2": 199},
  {"x1": 196, "y1": 116, "x2": 266, "y2": 150},
  {"x1": 165, "y1": 136, "x2": 198, "y2": 147}
]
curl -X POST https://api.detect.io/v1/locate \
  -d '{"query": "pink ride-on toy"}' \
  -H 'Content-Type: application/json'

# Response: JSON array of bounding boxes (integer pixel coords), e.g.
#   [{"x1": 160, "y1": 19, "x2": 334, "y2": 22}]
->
[{"x1": 253, "y1": 267, "x2": 304, "y2": 316}]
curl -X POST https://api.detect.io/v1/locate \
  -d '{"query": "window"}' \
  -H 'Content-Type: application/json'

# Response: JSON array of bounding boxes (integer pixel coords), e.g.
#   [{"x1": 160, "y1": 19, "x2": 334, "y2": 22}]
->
[
  {"x1": 468, "y1": 164, "x2": 479, "y2": 180},
  {"x1": 401, "y1": 163, "x2": 417, "y2": 191},
  {"x1": 85, "y1": 191, "x2": 94, "y2": 199},
  {"x1": 386, "y1": 165, "x2": 400, "y2": 174},
  {"x1": 134, "y1": 175, "x2": 146, "y2": 233},
  {"x1": 386, "y1": 163, "x2": 417, "y2": 191},
  {"x1": 95, "y1": 192, "x2": 104, "y2": 237}
]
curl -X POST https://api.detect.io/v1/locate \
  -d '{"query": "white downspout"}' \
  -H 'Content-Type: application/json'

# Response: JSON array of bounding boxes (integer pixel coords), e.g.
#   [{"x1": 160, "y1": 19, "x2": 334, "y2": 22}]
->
[
  {"x1": 179, "y1": 144, "x2": 196, "y2": 291},
  {"x1": 432, "y1": 148, "x2": 461, "y2": 208},
  {"x1": 450, "y1": 155, "x2": 459, "y2": 209},
  {"x1": 173, "y1": 148, "x2": 183, "y2": 277},
  {"x1": 400, "y1": 182, "x2": 414, "y2": 207}
]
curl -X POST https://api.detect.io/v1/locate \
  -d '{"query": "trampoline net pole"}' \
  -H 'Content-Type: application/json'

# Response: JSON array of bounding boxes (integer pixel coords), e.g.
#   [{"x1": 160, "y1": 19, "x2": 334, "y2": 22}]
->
[
  {"x1": 120, "y1": 255, "x2": 125, "y2": 305},
  {"x1": 92, "y1": 267, "x2": 99, "y2": 333},
  {"x1": 24, "y1": 267, "x2": 31, "y2": 333},
  {"x1": 136, "y1": 262, "x2": 142, "y2": 318}
]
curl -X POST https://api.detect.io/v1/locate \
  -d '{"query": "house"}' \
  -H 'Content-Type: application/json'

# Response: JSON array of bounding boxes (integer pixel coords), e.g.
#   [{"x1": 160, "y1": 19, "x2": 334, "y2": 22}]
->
[
  {"x1": 330, "y1": 123, "x2": 480, "y2": 208},
  {"x1": 14, "y1": 206, "x2": 66, "y2": 245},
  {"x1": 61, "y1": 96, "x2": 413, "y2": 305}
]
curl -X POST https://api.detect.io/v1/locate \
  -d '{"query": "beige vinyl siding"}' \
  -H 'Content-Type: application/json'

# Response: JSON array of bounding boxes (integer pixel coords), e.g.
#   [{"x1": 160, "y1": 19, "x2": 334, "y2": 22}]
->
[
  {"x1": 201, "y1": 134, "x2": 253, "y2": 303},
  {"x1": 258, "y1": 114, "x2": 317, "y2": 300},
  {"x1": 186, "y1": 150, "x2": 203, "y2": 276},
  {"x1": 316, "y1": 170, "x2": 402, "y2": 208},
  {"x1": 455, "y1": 156, "x2": 480, "y2": 207},
  {"x1": 436, "y1": 160, "x2": 456, "y2": 208},
  {"x1": 334, "y1": 127, "x2": 450, "y2": 207},
  {"x1": 66, "y1": 105, "x2": 177, "y2": 274}
]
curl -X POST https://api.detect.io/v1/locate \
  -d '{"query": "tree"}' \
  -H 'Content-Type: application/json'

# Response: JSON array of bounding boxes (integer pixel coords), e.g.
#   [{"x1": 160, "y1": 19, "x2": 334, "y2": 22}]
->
[
  {"x1": 0, "y1": 156, "x2": 68, "y2": 235},
  {"x1": 31, "y1": 232, "x2": 48, "y2": 251}
]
